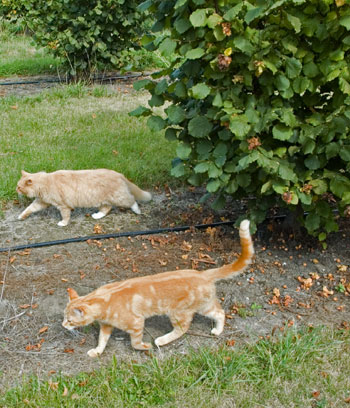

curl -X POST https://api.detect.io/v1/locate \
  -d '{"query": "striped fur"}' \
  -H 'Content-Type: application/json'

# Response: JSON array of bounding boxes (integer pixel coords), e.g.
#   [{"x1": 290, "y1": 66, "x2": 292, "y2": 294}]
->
[{"x1": 62, "y1": 220, "x2": 254, "y2": 357}]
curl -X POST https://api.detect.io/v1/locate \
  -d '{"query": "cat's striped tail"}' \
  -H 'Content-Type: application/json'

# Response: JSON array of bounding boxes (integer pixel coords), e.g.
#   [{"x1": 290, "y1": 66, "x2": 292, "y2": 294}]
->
[{"x1": 202, "y1": 220, "x2": 254, "y2": 282}]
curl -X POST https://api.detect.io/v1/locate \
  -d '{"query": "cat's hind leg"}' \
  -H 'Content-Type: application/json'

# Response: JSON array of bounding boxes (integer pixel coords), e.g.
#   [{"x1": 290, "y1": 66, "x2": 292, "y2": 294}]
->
[
  {"x1": 127, "y1": 317, "x2": 151, "y2": 350},
  {"x1": 92, "y1": 205, "x2": 112, "y2": 220},
  {"x1": 18, "y1": 198, "x2": 49, "y2": 220},
  {"x1": 57, "y1": 206, "x2": 72, "y2": 227},
  {"x1": 87, "y1": 324, "x2": 113, "y2": 357},
  {"x1": 155, "y1": 312, "x2": 193, "y2": 347},
  {"x1": 200, "y1": 300, "x2": 225, "y2": 336},
  {"x1": 131, "y1": 202, "x2": 141, "y2": 215}
]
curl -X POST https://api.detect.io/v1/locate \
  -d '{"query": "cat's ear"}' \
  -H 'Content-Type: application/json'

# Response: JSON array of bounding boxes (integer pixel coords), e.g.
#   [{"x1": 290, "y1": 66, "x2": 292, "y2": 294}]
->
[
  {"x1": 26, "y1": 179, "x2": 33, "y2": 186},
  {"x1": 67, "y1": 287, "x2": 79, "y2": 300},
  {"x1": 73, "y1": 306, "x2": 85, "y2": 317},
  {"x1": 21, "y1": 170, "x2": 29, "y2": 176}
]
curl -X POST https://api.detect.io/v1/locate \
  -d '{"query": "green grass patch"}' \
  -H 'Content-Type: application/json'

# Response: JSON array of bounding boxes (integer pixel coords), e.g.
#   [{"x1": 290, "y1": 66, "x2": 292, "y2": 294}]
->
[
  {"x1": 0, "y1": 22, "x2": 59, "y2": 76},
  {"x1": 0, "y1": 84, "x2": 177, "y2": 200},
  {"x1": 1, "y1": 327, "x2": 349, "y2": 407}
]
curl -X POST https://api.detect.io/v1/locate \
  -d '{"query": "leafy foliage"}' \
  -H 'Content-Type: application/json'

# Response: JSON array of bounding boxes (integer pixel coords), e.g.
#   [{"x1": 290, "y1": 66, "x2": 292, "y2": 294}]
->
[
  {"x1": 0, "y1": 0, "x2": 144, "y2": 77},
  {"x1": 133, "y1": 0, "x2": 350, "y2": 239}
]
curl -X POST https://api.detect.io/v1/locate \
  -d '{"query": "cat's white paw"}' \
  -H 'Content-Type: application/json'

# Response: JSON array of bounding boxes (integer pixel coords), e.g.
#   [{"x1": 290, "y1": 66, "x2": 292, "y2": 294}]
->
[
  {"x1": 92, "y1": 211, "x2": 105, "y2": 220},
  {"x1": 131, "y1": 202, "x2": 141, "y2": 215},
  {"x1": 87, "y1": 348, "x2": 101, "y2": 358},
  {"x1": 57, "y1": 220, "x2": 68, "y2": 227},
  {"x1": 18, "y1": 213, "x2": 25, "y2": 220},
  {"x1": 211, "y1": 327, "x2": 223, "y2": 336}
]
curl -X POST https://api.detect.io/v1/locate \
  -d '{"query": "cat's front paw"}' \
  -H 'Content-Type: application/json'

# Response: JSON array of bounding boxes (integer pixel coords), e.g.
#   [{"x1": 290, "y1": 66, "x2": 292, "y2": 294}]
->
[
  {"x1": 92, "y1": 212, "x2": 105, "y2": 220},
  {"x1": 18, "y1": 212, "x2": 27, "y2": 220},
  {"x1": 87, "y1": 348, "x2": 101, "y2": 358},
  {"x1": 57, "y1": 220, "x2": 69, "y2": 227},
  {"x1": 211, "y1": 327, "x2": 223, "y2": 336}
]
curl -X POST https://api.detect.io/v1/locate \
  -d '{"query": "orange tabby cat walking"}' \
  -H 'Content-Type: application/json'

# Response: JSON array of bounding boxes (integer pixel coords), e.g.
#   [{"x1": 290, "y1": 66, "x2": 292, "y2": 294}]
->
[
  {"x1": 62, "y1": 220, "x2": 254, "y2": 357},
  {"x1": 16, "y1": 169, "x2": 152, "y2": 226}
]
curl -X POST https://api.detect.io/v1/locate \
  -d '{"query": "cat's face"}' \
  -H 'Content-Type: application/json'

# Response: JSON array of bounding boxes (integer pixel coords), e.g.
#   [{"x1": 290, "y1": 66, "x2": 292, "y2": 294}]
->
[
  {"x1": 16, "y1": 171, "x2": 36, "y2": 198},
  {"x1": 62, "y1": 288, "x2": 95, "y2": 330}
]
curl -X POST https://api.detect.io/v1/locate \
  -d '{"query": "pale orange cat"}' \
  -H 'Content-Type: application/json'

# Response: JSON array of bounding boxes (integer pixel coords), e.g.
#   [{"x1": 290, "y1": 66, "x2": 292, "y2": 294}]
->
[
  {"x1": 16, "y1": 169, "x2": 152, "y2": 226},
  {"x1": 62, "y1": 220, "x2": 254, "y2": 357}
]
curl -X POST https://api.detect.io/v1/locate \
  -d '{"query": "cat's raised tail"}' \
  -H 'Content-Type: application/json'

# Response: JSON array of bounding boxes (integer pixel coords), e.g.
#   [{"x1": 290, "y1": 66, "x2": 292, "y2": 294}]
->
[
  {"x1": 202, "y1": 219, "x2": 254, "y2": 282},
  {"x1": 123, "y1": 177, "x2": 152, "y2": 202}
]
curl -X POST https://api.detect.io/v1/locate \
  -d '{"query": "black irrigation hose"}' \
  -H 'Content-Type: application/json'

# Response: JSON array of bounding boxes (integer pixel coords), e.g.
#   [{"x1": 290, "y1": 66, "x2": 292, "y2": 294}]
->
[
  {"x1": 0, "y1": 220, "x2": 236, "y2": 254},
  {"x1": 0, "y1": 73, "x2": 144, "y2": 87}
]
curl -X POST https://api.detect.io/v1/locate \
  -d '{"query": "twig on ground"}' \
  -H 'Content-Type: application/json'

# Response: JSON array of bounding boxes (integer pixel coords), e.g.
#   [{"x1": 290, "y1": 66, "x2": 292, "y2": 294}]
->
[
  {"x1": 0, "y1": 251, "x2": 11, "y2": 302},
  {"x1": 0, "y1": 310, "x2": 26, "y2": 326}
]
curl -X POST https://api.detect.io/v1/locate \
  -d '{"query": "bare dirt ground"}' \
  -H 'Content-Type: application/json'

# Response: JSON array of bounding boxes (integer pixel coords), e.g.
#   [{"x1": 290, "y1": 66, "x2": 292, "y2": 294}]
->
[{"x1": 1, "y1": 187, "x2": 350, "y2": 389}]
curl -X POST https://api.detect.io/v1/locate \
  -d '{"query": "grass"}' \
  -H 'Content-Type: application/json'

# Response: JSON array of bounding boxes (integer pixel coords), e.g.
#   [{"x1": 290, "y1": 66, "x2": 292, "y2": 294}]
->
[
  {"x1": 1, "y1": 327, "x2": 349, "y2": 407},
  {"x1": 0, "y1": 20, "x2": 59, "y2": 76},
  {"x1": 0, "y1": 83, "x2": 177, "y2": 200}
]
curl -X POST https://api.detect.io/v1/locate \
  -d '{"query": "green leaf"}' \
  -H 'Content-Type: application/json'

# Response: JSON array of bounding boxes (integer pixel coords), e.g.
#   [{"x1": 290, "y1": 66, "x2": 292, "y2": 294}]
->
[
  {"x1": 129, "y1": 106, "x2": 150, "y2": 117},
  {"x1": 159, "y1": 38, "x2": 177, "y2": 57},
  {"x1": 213, "y1": 142, "x2": 228, "y2": 158},
  {"x1": 303, "y1": 139, "x2": 315, "y2": 154},
  {"x1": 194, "y1": 162, "x2": 209, "y2": 173},
  {"x1": 189, "y1": 9, "x2": 207, "y2": 27},
  {"x1": 186, "y1": 47, "x2": 205, "y2": 60},
  {"x1": 272, "y1": 124, "x2": 293, "y2": 141},
  {"x1": 325, "y1": 142, "x2": 340, "y2": 159},
  {"x1": 223, "y1": 4, "x2": 243, "y2": 21},
  {"x1": 147, "y1": 115, "x2": 166, "y2": 131},
  {"x1": 339, "y1": 78, "x2": 350, "y2": 95},
  {"x1": 174, "y1": 82, "x2": 187, "y2": 98},
  {"x1": 188, "y1": 116, "x2": 213, "y2": 138},
  {"x1": 149, "y1": 94, "x2": 164, "y2": 107},
  {"x1": 309, "y1": 179, "x2": 327, "y2": 195},
  {"x1": 286, "y1": 13, "x2": 301, "y2": 33},
  {"x1": 340, "y1": 15, "x2": 350, "y2": 30},
  {"x1": 286, "y1": 57, "x2": 302, "y2": 79},
  {"x1": 330, "y1": 178, "x2": 350, "y2": 198},
  {"x1": 237, "y1": 174, "x2": 251, "y2": 188},
  {"x1": 165, "y1": 128, "x2": 177, "y2": 141},
  {"x1": 276, "y1": 75, "x2": 290, "y2": 91},
  {"x1": 208, "y1": 163, "x2": 222, "y2": 178},
  {"x1": 166, "y1": 105, "x2": 186, "y2": 124},
  {"x1": 171, "y1": 162, "x2": 185, "y2": 177},
  {"x1": 176, "y1": 143, "x2": 191, "y2": 160},
  {"x1": 206, "y1": 179, "x2": 221, "y2": 192},
  {"x1": 229, "y1": 115, "x2": 250, "y2": 139},
  {"x1": 245, "y1": 6, "x2": 265, "y2": 24},
  {"x1": 304, "y1": 156, "x2": 320, "y2": 170},
  {"x1": 340, "y1": 145, "x2": 350, "y2": 161},
  {"x1": 303, "y1": 61, "x2": 319, "y2": 78},
  {"x1": 155, "y1": 79, "x2": 168, "y2": 95},
  {"x1": 293, "y1": 77, "x2": 310, "y2": 94},
  {"x1": 278, "y1": 164, "x2": 296, "y2": 182},
  {"x1": 207, "y1": 13, "x2": 222, "y2": 28},
  {"x1": 225, "y1": 179, "x2": 238, "y2": 194},
  {"x1": 133, "y1": 79, "x2": 152, "y2": 91},
  {"x1": 233, "y1": 36, "x2": 254, "y2": 55},
  {"x1": 213, "y1": 93, "x2": 223, "y2": 107},
  {"x1": 305, "y1": 213, "x2": 320, "y2": 232},
  {"x1": 174, "y1": 18, "x2": 192, "y2": 34},
  {"x1": 191, "y1": 83, "x2": 211, "y2": 99}
]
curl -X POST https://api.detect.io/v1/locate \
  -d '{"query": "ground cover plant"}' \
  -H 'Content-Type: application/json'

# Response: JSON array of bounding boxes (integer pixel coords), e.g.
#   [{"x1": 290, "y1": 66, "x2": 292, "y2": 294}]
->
[
  {"x1": 0, "y1": 84, "x2": 176, "y2": 201},
  {"x1": 134, "y1": 0, "x2": 350, "y2": 241},
  {"x1": 1, "y1": 327, "x2": 349, "y2": 407}
]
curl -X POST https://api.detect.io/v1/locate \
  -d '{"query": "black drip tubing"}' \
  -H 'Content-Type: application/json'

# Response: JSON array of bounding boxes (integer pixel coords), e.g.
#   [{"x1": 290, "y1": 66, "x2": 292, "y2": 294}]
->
[
  {"x1": 0, "y1": 220, "x2": 236, "y2": 254},
  {"x1": 0, "y1": 73, "x2": 144, "y2": 87}
]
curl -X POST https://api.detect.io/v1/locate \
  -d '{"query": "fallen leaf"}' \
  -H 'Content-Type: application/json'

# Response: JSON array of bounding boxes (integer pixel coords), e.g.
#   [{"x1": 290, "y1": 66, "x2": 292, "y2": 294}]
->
[
  {"x1": 62, "y1": 386, "x2": 68, "y2": 397},
  {"x1": 19, "y1": 304, "x2": 31, "y2": 309},
  {"x1": 64, "y1": 348, "x2": 74, "y2": 353},
  {"x1": 39, "y1": 326, "x2": 48, "y2": 334},
  {"x1": 10, "y1": 105, "x2": 18, "y2": 110},
  {"x1": 48, "y1": 379, "x2": 59, "y2": 391},
  {"x1": 322, "y1": 286, "x2": 334, "y2": 297},
  {"x1": 93, "y1": 224, "x2": 103, "y2": 234},
  {"x1": 226, "y1": 339, "x2": 235, "y2": 347},
  {"x1": 312, "y1": 390, "x2": 320, "y2": 399},
  {"x1": 9, "y1": 256, "x2": 16, "y2": 264},
  {"x1": 273, "y1": 288, "x2": 280, "y2": 297}
]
